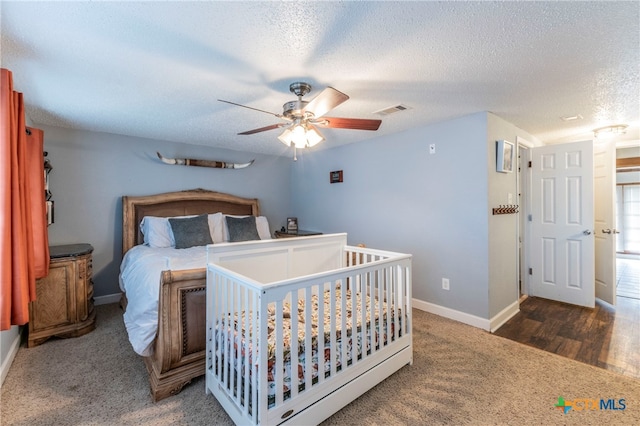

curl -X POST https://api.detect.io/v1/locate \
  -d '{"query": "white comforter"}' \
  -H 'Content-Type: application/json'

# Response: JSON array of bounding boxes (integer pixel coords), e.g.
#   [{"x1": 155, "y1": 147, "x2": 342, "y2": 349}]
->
[{"x1": 119, "y1": 245, "x2": 208, "y2": 356}]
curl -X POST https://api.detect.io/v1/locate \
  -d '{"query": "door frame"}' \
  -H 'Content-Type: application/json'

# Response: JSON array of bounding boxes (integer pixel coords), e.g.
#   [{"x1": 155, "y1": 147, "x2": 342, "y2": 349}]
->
[
  {"x1": 594, "y1": 140, "x2": 617, "y2": 305},
  {"x1": 516, "y1": 136, "x2": 534, "y2": 297}
]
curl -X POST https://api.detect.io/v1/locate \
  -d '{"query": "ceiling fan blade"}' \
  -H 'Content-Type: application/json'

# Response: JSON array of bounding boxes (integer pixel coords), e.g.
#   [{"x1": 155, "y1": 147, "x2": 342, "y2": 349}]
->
[
  {"x1": 238, "y1": 123, "x2": 285, "y2": 135},
  {"x1": 314, "y1": 117, "x2": 382, "y2": 131},
  {"x1": 304, "y1": 87, "x2": 349, "y2": 118},
  {"x1": 218, "y1": 99, "x2": 283, "y2": 118}
]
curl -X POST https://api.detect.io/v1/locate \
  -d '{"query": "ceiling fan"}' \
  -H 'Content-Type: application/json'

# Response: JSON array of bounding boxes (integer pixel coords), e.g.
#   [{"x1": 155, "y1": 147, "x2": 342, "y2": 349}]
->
[{"x1": 218, "y1": 82, "x2": 381, "y2": 158}]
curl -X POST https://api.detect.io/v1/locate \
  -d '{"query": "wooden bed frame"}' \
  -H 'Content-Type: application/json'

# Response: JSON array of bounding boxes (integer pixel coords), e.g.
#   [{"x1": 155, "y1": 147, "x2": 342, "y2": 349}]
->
[{"x1": 121, "y1": 188, "x2": 260, "y2": 401}]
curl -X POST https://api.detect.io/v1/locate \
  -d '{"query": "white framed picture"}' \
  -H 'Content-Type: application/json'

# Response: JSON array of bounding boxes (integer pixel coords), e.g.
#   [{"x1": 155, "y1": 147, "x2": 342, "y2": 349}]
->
[{"x1": 496, "y1": 140, "x2": 514, "y2": 173}]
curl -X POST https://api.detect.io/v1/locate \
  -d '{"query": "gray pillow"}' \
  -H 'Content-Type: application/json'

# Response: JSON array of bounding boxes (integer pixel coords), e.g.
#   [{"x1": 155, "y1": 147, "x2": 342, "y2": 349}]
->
[
  {"x1": 226, "y1": 216, "x2": 260, "y2": 242},
  {"x1": 168, "y1": 214, "x2": 213, "y2": 249}
]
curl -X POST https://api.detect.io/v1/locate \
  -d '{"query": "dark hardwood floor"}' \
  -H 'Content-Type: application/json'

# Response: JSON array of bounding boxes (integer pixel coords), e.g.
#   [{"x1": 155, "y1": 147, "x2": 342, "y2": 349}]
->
[{"x1": 494, "y1": 295, "x2": 640, "y2": 380}]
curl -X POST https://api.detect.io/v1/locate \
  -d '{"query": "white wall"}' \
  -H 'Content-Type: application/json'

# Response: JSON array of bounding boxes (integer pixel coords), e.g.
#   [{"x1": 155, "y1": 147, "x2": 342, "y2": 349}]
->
[
  {"x1": 42, "y1": 125, "x2": 293, "y2": 298},
  {"x1": 0, "y1": 325, "x2": 20, "y2": 386}
]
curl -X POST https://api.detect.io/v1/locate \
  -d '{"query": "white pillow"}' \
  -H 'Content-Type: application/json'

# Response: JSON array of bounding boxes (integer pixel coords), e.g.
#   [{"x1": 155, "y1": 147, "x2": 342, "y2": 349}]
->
[
  {"x1": 140, "y1": 216, "x2": 173, "y2": 248},
  {"x1": 140, "y1": 213, "x2": 224, "y2": 248},
  {"x1": 222, "y1": 215, "x2": 271, "y2": 241},
  {"x1": 208, "y1": 212, "x2": 225, "y2": 244}
]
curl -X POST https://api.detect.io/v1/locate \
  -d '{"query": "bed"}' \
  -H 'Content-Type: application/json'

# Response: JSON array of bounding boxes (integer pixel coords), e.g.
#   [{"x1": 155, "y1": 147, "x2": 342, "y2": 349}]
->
[
  {"x1": 120, "y1": 188, "x2": 263, "y2": 401},
  {"x1": 206, "y1": 233, "x2": 413, "y2": 425}
]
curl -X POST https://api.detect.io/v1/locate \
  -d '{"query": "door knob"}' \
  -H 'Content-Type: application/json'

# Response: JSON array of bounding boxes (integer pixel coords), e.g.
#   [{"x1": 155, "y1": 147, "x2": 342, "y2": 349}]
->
[
  {"x1": 602, "y1": 229, "x2": 612, "y2": 234},
  {"x1": 613, "y1": 229, "x2": 620, "y2": 234},
  {"x1": 583, "y1": 230, "x2": 592, "y2": 235}
]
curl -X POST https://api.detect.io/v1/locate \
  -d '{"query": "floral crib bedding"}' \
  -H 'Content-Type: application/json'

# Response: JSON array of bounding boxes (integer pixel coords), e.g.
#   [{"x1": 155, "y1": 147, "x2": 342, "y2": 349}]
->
[{"x1": 213, "y1": 288, "x2": 403, "y2": 408}]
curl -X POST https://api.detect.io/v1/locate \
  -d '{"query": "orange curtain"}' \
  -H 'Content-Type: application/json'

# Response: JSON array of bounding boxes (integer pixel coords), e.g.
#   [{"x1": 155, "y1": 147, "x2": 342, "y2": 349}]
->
[{"x1": 1, "y1": 68, "x2": 49, "y2": 330}]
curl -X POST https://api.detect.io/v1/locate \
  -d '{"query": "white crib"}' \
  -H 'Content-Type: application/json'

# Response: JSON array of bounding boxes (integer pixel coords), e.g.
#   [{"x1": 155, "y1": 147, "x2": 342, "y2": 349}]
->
[{"x1": 205, "y1": 233, "x2": 412, "y2": 425}]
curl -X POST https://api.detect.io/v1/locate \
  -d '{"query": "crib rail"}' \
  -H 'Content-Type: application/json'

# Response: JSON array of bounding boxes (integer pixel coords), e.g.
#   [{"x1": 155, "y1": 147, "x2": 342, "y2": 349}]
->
[{"x1": 206, "y1": 241, "x2": 412, "y2": 426}]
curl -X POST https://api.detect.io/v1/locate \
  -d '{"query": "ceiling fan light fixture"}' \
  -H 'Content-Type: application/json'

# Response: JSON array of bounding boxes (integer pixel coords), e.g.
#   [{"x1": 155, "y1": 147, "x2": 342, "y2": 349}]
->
[
  {"x1": 593, "y1": 124, "x2": 628, "y2": 139},
  {"x1": 224, "y1": 81, "x2": 377, "y2": 155},
  {"x1": 278, "y1": 127, "x2": 294, "y2": 146},
  {"x1": 278, "y1": 123, "x2": 325, "y2": 149},
  {"x1": 291, "y1": 124, "x2": 307, "y2": 148},
  {"x1": 304, "y1": 125, "x2": 324, "y2": 147}
]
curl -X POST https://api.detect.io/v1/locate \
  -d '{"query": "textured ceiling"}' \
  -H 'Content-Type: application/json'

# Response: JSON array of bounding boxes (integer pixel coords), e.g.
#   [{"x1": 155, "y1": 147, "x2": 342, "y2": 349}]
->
[{"x1": 1, "y1": 1, "x2": 639, "y2": 157}]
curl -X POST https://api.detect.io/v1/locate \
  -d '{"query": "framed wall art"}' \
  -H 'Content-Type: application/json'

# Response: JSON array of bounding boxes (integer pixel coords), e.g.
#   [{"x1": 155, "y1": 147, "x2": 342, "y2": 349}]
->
[
  {"x1": 496, "y1": 139, "x2": 514, "y2": 173},
  {"x1": 286, "y1": 217, "x2": 298, "y2": 233}
]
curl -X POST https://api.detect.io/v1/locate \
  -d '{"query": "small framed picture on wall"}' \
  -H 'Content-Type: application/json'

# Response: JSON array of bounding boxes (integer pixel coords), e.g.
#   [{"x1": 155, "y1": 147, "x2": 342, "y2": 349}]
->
[
  {"x1": 496, "y1": 140, "x2": 514, "y2": 173},
  {"x1": 287, "y1": 217, "x2": 298, "y2": 233}
]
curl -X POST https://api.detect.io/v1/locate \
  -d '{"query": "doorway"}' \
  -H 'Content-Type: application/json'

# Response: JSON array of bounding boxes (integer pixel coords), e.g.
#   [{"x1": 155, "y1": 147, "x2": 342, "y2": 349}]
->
[
  {"x1": 616, "y1": 256, "x2": 640, "y2": 299},
  {"x1": 614, "y1": 149, "x2": 639, "y2": 301},
  {"x1": 516, "y1": 138, "x2": 532, "y2": 299}
]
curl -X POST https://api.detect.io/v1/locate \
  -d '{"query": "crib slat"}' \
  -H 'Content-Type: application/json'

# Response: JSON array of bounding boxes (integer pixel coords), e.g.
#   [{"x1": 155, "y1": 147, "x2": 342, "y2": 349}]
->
[
  {"x1": 275, "y1": 299, "x2": 284, "y2": 407},
  {"x1": 250, "y1": 290, "x2": 258, "y2": 422},
  {"x1": 394, "y1": 265, "x2": 400, "y2": 341},
  {"x1": 405, "y1": 265, "x2": 411, "y2": 336},
  {"x1": 222, "y1": 277, "x2": 229, "y2": 390},
  {"x1": 304, "y1": 285, "x2": 313, "y2": 393},
  {"x1": 233, "y1": 279, "x2": 241, "y2": 406},
  {"x1": 341, "y1": 280, "x2": 348, "y2": 370},
  {"x1": 213, "y1": 274, "x2": 220, "y2": 380},
  {"x1": 258, "y1": 294, "x2": 269, "y2": 422},
  {"x1": 368, "y1": 270, "x2": 378, "y2": 355},
  {"x1": 330, "y1": 282, "x2": 337, "y2": 377},
  {"x1": 290, "y1": 290, "x2": 299, "y2": 401},
  {"x1": 317, "y1": 282, "x2": 326, "y2": 385},
  {"x1": 242, "y1": 285, "x2": 250, "y2": 416},
  {"x1": 377, "y1": 268, "x2": 383, "y2": 351},
  {"x1": 359, "y1": 272, "x2": 366, "y2": 361},
  {"x1": 350, "y1": 277, "x2": 357, "y2": 366},
  {"x1": 386, "y1": 266, "x2": 392, "y2": 347}
]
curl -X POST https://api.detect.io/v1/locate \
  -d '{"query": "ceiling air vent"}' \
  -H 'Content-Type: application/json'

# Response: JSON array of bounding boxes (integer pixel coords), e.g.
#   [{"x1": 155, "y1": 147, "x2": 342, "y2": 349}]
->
[{"x1": 374, "y1": 104, "x2": 411, "y2": 116}]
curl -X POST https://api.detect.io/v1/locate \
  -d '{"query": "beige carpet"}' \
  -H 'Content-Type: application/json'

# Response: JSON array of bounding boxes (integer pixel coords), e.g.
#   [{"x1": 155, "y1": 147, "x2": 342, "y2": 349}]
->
[{"x1": 2, "y1": 304, "x2": 638, "y2": 425}]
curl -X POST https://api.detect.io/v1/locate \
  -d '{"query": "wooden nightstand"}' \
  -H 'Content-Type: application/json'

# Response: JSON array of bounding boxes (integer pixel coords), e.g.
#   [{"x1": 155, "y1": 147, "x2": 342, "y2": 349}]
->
[
  {"x1": 274, "y1": 230, "x2": 323, "y2": 238},
  {"x1": 28, "y1": 244, "x2": 96, "y2": 347}
]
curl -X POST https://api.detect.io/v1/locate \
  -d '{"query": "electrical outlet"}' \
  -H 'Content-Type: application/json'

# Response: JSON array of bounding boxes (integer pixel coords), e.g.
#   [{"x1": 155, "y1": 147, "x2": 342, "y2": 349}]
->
[
  {"x1": 429, "y1": 144, "x2": 436, "y2": 154},
  {"x1": 442, "y1": 278, "x2": 450, "y2": 290}
]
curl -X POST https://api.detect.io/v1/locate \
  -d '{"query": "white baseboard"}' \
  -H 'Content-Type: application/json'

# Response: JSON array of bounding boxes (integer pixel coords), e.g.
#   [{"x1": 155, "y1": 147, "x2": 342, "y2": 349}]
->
[
  {"x1": 413, "y1": 298, "x2": 491, "y2": 331},
  {"x1": 489, "y1": 300, "x2": 520, "y2": 332},
  {"x1": 1, "y1": 327, "x2": 21, "y2": 387},
  {"x1": 94, "y1": 293, "x2": 122, "y2": 306},
  {"x1": 412, "y1": 298, "x2": 520, "y2": 332}
]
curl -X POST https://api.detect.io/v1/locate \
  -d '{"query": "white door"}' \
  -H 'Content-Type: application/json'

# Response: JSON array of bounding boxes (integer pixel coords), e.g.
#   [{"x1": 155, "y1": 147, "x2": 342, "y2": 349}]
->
[
  {"x1": 594, "y1": 141, "x2": 616, "y2": 305},
  {"x1": 530, "y1": 141, "x2": 595, "y2": 308}
]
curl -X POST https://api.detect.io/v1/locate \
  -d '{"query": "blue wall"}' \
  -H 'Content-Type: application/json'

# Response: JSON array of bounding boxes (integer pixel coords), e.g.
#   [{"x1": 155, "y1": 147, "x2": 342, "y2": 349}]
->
[
  {"x1": 291, "y1": 112, "x2": 492, "y2": 318},
  {"x1": 291, "y1": 112, "x2": 540, "y2": 321},
  {"x1": 42, "y1": 125, "x2": 292, "y2": 298}
]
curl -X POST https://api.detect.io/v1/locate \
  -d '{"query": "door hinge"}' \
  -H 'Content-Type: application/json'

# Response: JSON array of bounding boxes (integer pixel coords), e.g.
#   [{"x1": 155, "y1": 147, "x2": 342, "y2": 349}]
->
[
  {"x1": 528, "y1": 214, "x2": 532, "y2": 222},
  {"x1": 528, "y1": 161, "x2": 532, "y2": 168}
]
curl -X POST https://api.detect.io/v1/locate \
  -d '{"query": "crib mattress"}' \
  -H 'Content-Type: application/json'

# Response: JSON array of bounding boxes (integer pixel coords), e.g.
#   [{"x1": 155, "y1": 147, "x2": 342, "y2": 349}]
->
[{"x1": 213, "y1": 288, "x2": 401, "y2": 406}]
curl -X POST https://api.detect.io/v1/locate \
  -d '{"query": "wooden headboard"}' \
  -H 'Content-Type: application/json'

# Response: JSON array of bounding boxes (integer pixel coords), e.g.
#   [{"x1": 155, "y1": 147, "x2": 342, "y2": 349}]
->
[{"x1": 122, "y1": 188, "x2": 260, "y2": 254}]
